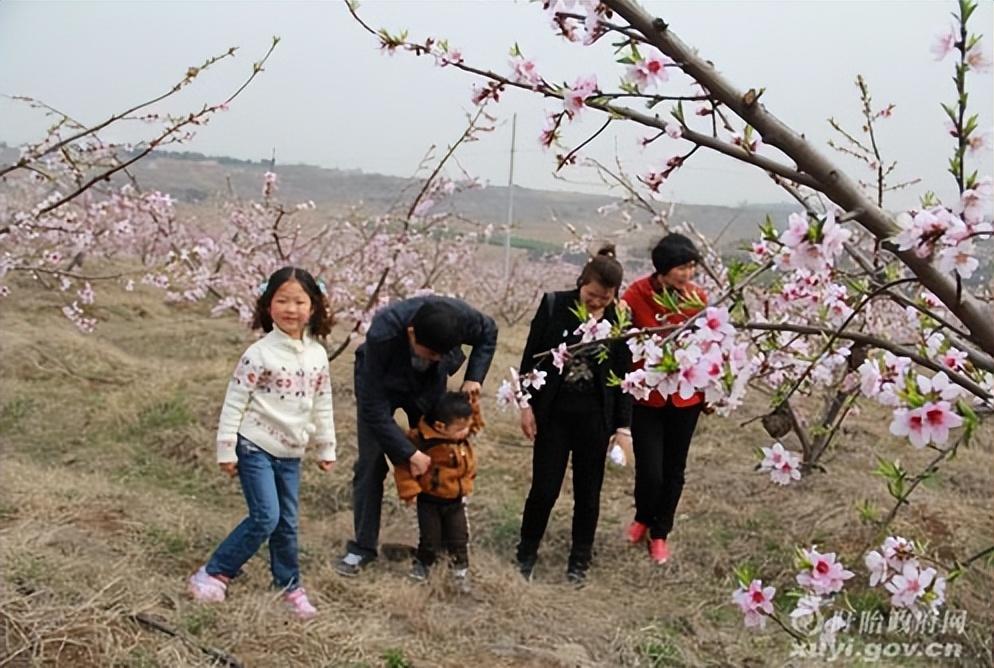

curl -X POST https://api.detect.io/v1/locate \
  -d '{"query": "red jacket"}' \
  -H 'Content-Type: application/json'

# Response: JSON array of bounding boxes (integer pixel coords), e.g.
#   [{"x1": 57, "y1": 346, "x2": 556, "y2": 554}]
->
[{"x1": 622, "y1": 275, "x2": 707, "y2": 408}]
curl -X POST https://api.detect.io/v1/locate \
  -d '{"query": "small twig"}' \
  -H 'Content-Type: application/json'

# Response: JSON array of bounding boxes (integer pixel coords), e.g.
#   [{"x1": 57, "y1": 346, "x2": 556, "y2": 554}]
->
[
  {"x1": 878, "y1": 434, "x2": 964, "y2": 530},
  {"x1": 132, "y1": 612, "x2": 244, "y2": 668}
]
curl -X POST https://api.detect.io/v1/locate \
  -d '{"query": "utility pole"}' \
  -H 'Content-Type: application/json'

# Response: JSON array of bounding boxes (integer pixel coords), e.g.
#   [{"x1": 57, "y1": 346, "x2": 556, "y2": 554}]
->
[{"x1": 503, "y1": 113, "x2": 517, "y2": 282}]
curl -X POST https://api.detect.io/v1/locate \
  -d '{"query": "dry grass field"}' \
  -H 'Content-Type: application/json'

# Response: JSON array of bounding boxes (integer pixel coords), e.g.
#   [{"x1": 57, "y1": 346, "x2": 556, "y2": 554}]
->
[{"x1": 1, "y1": 277, "x2": 991, "y2": 667}]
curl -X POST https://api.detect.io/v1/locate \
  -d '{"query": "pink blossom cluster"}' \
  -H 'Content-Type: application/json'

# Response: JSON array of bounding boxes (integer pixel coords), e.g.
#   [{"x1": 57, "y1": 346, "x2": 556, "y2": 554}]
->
[
  {"x1": 773, "y1": 211, "x2": 852, "y2": 274},
  {"x1": 892, "y1": 180, "x2": 992, "y2": 280},
  {"x1": 544, "y1": 0, "x2": 607, "y2": 45},
  {"x1": 758, "y1": 442, "x2": 802, "y2": 485},
  {"x1": 622, "y1": 306, "x2": 753, "y2": 414},
  {"x1": 865, "y1": 536, "x2": 946, "y2": 613},
  {"x1": 495, "y1": 367, "x2": 547, "y2": 409}
]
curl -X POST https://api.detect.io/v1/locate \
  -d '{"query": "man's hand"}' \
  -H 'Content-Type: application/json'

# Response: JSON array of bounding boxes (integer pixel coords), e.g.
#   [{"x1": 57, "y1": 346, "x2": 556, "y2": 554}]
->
[
  {"x1": 317, "y1": 460, "x2": 335, "y2": 472},
  {"x1": 520, "y1": 406, "x2": 537, "y2": 442},
  {"x1": 409, "y1": 450, "x2": 431, "y2": 476},
  {"x1": 219, "y1": 462, "x2": 238, "y2": 478},
  {"x1": 460, "y1": 380, "x2": 482, "y2": 399}
]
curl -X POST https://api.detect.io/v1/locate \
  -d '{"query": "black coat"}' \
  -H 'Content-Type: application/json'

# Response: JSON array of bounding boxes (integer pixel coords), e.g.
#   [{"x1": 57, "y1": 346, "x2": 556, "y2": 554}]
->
[
  {"x1": 518, "y1": 289, "x2": 632, "y2": 433},
  {"x1": 355, "y1": 296, "x2": 498, "y2": 464}
]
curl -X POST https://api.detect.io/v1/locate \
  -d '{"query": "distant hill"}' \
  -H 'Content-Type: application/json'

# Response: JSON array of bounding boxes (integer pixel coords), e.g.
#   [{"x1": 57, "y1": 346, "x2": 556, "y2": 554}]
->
[{"x1": 119, "y1": 149, "x2": 798, "y2": 253}]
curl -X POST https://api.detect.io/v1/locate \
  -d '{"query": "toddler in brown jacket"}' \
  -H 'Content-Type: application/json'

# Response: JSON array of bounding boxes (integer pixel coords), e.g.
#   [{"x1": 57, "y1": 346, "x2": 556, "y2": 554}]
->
[{"x1": 394, "y1": 391, "x2": 482, "y2": 588}]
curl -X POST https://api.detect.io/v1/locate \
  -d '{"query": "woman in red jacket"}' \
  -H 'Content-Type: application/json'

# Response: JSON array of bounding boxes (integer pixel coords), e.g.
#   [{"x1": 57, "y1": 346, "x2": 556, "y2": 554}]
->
[{"x1": 621, "y1": 233, "x2": 707, "y2": 565}]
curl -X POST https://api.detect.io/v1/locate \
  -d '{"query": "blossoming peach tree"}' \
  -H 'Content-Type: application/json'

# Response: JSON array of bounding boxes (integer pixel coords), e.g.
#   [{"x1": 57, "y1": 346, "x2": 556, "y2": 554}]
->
[
  {"x1": 348, "y1": 0, "x2": 992, "y2": 643},
  {"x1": 0, "y1": 38, "x2": 563, "y2": 359}
]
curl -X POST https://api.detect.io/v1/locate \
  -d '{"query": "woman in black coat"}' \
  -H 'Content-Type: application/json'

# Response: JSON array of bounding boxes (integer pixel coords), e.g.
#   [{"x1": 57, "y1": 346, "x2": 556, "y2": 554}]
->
[{"x1": 515, "y1": 246, "x2": 633, "y2": 584}]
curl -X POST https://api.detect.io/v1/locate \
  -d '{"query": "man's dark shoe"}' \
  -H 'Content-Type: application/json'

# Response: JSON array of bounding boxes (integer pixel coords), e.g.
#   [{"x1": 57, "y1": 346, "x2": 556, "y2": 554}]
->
[
  {"x1": 335, "y1": 552, "x2": 375, "y2": 577},
  {"x1": 517, "y1": 555, "x2": 537, "y2": 581},
  {"x1": 566, "y1": 560, "x2": 588, "y2": 586},
  {"x1": 409, "y1": 560, "x2": 429, "y2": 583}
]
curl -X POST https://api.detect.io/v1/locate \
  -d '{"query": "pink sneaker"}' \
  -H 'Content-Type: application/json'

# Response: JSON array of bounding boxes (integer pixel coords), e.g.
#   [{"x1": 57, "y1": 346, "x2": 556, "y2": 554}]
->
[
  {"x1": 187, "y1": 566, "x2": 227, "y2": 602},
  {"x1": 625, "y1": 520, "x2": 648, "y2": 545},
  {"x1": 284, "y1": 588, "x2": 317, "y2": 620},
  {"x1": 648, "y1": 538, "x2": 670, "y2": 565}
]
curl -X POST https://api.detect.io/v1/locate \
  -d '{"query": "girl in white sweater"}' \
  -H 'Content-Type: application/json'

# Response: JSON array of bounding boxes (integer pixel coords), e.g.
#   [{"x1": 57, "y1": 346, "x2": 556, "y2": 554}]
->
[{"x1": 188, "y1": 267, "x2": 337, "y2": 619}]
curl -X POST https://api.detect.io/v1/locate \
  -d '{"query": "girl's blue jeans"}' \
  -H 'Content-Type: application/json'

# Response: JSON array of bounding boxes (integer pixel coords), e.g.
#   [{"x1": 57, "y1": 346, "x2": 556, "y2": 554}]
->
[{"x1": 206, "y1": 436, "x2": 301, "y2": 591}]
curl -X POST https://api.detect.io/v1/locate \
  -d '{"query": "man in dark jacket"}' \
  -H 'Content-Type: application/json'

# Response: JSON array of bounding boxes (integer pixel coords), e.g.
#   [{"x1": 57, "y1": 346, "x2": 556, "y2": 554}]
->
[{"x1": 336, "y1": 296, "x2": 498, "y2": 576}]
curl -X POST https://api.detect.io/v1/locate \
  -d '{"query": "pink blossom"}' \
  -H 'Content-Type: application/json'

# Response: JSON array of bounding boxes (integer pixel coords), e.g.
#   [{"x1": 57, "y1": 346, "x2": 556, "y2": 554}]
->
[
  {"x1": 864, "y1": 550, "x2": 889, "y2": 587},
  {"x1": 880, "y1": 535, "x2": 917, "y2": 571},
  {"x1": 439, "y1": 48, "x2": 464, "y2": 67},
  {"x1": 885, "y1": 562, "x2": 936, "y2": 608},
  {"x1": 936, "y1": 241, "x2": 979, "y2": 278},
  {"x1": 509, "y1": 55, "x2": 543, "y2": 87},
  {"x1": 551, "y1": 342, "x2": 570, "y2": 372},
  {"x1": 262, "y1": 171, "x2": 278, "y2": 198},
  {"x1": 931, "y1": 27, "x2": 957, "y2": 61},
  {"x1": 695, "y1": 306, "x2": 735, "y2": 343},
  {"x1": 673, "y1": 345, "x2": 707, "y2": 399},
  {"x1": 521, "y1": 369, "x2": 548, "y2": 390},
  {"x1": 539, "y1": 113, "x2": 560, "y2": 150},
  {"x1": 916, "y1": 371, "x2": 962, "y2": 402},
  {"x1": 940, "y1": 348, "x2": 968, "y2": 372},
  {"x1": 626, "y1": 48, "x2": 671, "y2": 90},
  {"x1": 664, "y1": 122, "x2": 682, "y2": 139},
  {"x1": 819, "y1": 211, "x2": 851, "y2": 256},
  {"x1": 621, "y1": 369, "x2": 652, "y2": 401},
  {"x1": 750, "y1": 240, "x2": 772, "y2": 263},
  {"x1": 641, "y1": 169, "x2": 666, "y2": 192},
  {"x1": 563, "y1": 74, "x2": 598, "y2": 116},
  {"x1": 966, "y1": 45, "x2": 992, "y2": 72},
  {"x1": 789, "y1": 594, "x2": 823, "y2": 621},
  {"x1": 412, "y1": 197, "x2": 435, "y2": 218},
  {"x1": 759, "y1": 442, "x2": 802, "y2": 486},
  {"x1": 780, "y1": 213, "x2": 810, "y2": 248},
  {"x1": 796, "y1": 546, "x2": 855, "y2": 595},
  {"x1": 496, "y1": 379, "x2": 517, "y2": 407},
  {"x1": 77, "y1": 282, "x2": 95, "y2": 305},
  {"x1": 889, "y1": 400, "x2": 962, "y2": 448},
  {"x1": 967, "y1": 130, "x2": 991, "y2": 154},
  {"x1": 958, "y1": 177, "x2": 992, "y2": 223},
  {"x1": 731, "y1": 579, "x2": 775, "y2": 628}
]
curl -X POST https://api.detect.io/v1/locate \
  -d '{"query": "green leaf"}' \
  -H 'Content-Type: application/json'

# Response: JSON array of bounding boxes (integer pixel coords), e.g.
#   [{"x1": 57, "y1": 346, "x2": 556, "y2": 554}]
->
[
  {"x1": 569, "y1": 299, "x2": 590, "y2": 323},
  {"x1": 732, "y1": 564, "x2": 757, "y2": 587}
]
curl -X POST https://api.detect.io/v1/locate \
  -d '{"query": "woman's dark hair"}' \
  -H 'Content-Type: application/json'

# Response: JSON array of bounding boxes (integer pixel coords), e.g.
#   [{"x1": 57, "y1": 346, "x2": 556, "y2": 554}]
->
[
  {"x1": 576, "y1": 244, "x2": 623, "y2": 291},
  {"x1": 411, "y1": 300, "x2": 462, "y2": 354},
  {"x1": 425, "y1": 391, "x2": 473, "y2": 426},
  {"x1": 651, "y1": 233, "x2": 701, "y2": 276},
  {"x1": 251, "y1": 266, "x2": 333, "y2": 337}
]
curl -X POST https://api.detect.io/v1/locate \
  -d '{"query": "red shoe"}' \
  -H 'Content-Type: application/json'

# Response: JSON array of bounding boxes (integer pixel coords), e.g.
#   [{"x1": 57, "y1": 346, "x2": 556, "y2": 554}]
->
[
  {"x1": 648, "y1": 538, "x2": 670, "y2": 564},
  {"x1": 625, "y1": 520, "x2": 649, "y2": 545}
]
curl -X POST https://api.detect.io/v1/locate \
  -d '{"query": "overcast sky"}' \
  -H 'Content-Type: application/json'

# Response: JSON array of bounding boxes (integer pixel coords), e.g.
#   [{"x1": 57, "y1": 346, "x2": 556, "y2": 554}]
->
[{"x1": 1, "y1": 1, "x2": 991, "y2": 208}]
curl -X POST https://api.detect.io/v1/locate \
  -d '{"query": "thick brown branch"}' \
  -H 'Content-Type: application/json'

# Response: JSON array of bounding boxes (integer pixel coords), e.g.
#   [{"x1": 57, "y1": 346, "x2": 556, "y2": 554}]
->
[{"x1": 602, "y1": 0, "x2": 994, "y2": 357}]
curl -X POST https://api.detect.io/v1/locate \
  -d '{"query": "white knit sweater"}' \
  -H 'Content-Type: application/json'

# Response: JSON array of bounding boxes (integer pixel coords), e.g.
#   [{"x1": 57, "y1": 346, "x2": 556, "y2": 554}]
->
[{"x1": 216, "y1": 327, "x2": 337, "y2": 463}]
